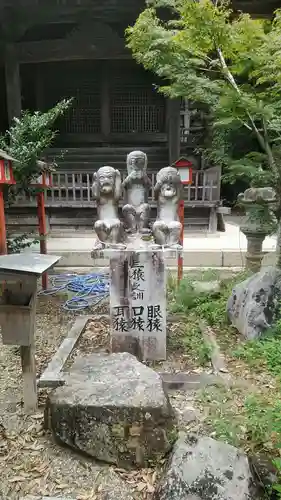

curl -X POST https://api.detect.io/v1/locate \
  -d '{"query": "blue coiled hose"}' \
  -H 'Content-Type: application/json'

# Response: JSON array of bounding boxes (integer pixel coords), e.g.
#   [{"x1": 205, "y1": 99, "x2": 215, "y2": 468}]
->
[{"x1": 38, "y1": 272, "x2": 110, "y2": 311}]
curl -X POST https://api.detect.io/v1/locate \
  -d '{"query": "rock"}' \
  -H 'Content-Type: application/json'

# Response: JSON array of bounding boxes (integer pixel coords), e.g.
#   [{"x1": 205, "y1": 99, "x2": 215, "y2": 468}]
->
[
  {"x1": 174, "y1": 406, "x2": 200, "y2": 426},
  {"x1": 226, "y1": 266, "x2": 281, "y2": 340},
  {"x1": 45, "y1": 352, "x2": 177, "y2": 468},
  {"x1": 181, "y1": 407, "x2": 200, "y2": 425},
  {"x1": 154, "y1": 433, "x2": 257, "y2": 500},
  {"x1": 193, "y1": 281, "x2": 220, "y2": 295}
]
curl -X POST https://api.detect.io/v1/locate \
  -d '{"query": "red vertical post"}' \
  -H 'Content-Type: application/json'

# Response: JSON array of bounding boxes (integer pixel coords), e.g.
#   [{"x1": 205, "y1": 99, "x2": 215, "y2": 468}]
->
[
  {"x1": 37, "y1": 190, "x2": 47, "y2": 289},
  {"x1": 177, "y1": 199, "x2": 184, "y2": 284},
  {"x1": 0, "y1": 187, "x2": 7, "y2": 255}
]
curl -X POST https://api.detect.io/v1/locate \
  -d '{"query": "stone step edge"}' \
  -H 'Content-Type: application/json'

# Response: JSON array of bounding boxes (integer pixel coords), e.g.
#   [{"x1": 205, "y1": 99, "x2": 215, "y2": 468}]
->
[{"x1": 43, "y1": 249, "x2": 276, "y2": 268}]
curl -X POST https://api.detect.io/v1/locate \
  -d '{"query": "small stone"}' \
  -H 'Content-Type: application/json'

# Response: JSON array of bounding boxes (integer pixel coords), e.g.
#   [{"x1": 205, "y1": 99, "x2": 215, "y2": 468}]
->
[
  {"x1": 193, "y1": 281, "x2": 220, "y2": 294},
  {"x1": 45, "y1": 353, "x2": 177, "y2": 468},
  {"x1": 154, "y1": 433, "x2": 258, "y2": 499},
  {"x1": 181, "y1": 407, "x2": 200, "y2": 424}
]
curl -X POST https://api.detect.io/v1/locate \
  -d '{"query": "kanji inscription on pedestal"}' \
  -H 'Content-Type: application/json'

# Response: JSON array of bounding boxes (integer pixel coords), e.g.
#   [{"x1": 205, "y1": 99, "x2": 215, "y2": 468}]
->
[{"x1": 110, "y1": 248, "x2": 166, "y2": 361}]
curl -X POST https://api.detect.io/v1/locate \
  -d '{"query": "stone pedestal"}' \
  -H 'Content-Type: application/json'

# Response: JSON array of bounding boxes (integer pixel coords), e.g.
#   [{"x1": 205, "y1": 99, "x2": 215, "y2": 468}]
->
[
  {"x1": 240, "y1": 229, "x2": 268, "y2": 273},
  {"x1": 110, "y1": 244, "x2": 167, "y2": 361},
  {"x1": 238, "y1": 187, "x2": 276, "y2": 273}
]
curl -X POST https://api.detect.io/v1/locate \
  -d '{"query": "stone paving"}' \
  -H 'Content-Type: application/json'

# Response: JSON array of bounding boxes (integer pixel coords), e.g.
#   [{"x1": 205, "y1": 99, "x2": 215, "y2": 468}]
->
[{"x1": 21, "y1": 216, "x2": 277, "y2": 268}]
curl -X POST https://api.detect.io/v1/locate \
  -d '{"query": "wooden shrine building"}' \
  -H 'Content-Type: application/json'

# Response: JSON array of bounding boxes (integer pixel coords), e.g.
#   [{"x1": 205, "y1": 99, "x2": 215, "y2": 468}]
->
[{"x1": 0, "y1": 0, "x2": 278, "y2": 233}]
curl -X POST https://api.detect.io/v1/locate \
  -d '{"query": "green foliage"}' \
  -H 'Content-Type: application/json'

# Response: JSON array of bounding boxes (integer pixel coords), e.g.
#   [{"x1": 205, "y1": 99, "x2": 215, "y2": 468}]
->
[
  {"x1": 127, "y1": 0, "x2": 281, "y2": 232},
  {"x1": 182, "y1": 322, "x2": 212, "y2": 366},
  {"x1": 167, "y1": 318, "x2": 212, "y2": 366},
  {"x1": 244, "y1": 395, "x2": 281, "y2": 450},
  {"x1": 6, "y1": 233, "x2": 39, "y2": 254},
  {"x1": 169, "y1": 277, "x2": 212, "y2": 312},
  {"x1": 198, "y1": 385, "x2": 245, "y2": 448},
  {"x1": 199, "y1": 385, "x2": 281, "y2": 453},
  {"x1": 169, "y1": 271, "x2": 250, "y2": 326},
  {"x1": 272, "y1": 459, "x2": 281, "y2": 498},
  {"x1": 0, "y1": 99, "x2": 72, "y2": 252},
  {"x1": 0, "y1": 99, "x2": 72, "y2": 190},
  {"x1": 233, "y1": 317, "x2": 281, "y2": 378},
  {"x1": 167, "y1": 270, "x2": 251, "y2": 365}
]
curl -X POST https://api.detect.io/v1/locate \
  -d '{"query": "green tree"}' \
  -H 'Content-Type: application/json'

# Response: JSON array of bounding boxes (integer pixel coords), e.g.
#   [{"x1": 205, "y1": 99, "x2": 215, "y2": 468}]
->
[
  {"x1": 1, "y1": 99, "x2": 72, "y2": 252},
  {"x1": 127, "y1": 0, "x2": 281, "y2": 264}
]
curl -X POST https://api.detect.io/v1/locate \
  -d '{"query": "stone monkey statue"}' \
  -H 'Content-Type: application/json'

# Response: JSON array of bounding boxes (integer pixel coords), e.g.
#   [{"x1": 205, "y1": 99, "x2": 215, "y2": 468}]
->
[
  {"x1": 122, "y1": 150, "x2": 151, "y2": 234},
  {"x1": 92, "y1": 166, "x2": 124, "y2": 245},
  {"x1": 152, "y1": 166, "x2": 182, "y2": 246}
]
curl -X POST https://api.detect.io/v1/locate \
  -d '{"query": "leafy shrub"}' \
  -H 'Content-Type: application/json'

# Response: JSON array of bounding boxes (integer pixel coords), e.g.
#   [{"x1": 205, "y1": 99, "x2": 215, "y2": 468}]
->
[{"x1": 1, "y1": 99, "x2": 72, "y2": 251}]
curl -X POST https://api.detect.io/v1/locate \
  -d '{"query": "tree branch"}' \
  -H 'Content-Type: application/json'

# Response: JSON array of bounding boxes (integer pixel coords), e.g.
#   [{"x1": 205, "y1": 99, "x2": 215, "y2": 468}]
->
[
  {"x1": 262, "y1": 116, "x2": 278, "y2": 173},
  {"x1": 217, "y1": 49, "x2": 264, "y2": 144},
  {"x1": 216, "y1": 48, "x2": 278, "y2": 174}
]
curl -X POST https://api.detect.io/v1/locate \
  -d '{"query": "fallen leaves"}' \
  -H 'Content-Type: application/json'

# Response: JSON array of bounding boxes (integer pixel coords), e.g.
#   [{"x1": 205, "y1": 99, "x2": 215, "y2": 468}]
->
[
  {"x1": 0, "y1": 422, "x2": 9, "y2": 456},
  {"x1": 115, "y1": 467, "x2": 159, "y2": 497},
  {"x1": 66, "y1": 318, "x2": 110, "y2": 368},
  {"x1": 77, "y1": 490, "x2": 97, "y2": 500}
]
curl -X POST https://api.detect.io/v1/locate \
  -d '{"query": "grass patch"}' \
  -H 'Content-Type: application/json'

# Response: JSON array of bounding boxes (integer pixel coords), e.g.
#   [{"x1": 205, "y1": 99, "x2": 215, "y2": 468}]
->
[
  {"x1": 168, "y1": 270, "x2": 250, "y2": 326},
  {"x1": 198, "y1": 385, "x2": 281, "y2": 455},
  {"x1": 198, "y1": 385, "x2": 245, "y2": 448},
  {"x1": 167, "y1": 270, "x2": 281, "y2": 496},
  {"x1": 234, "y1": 337, "x2": 281, "y2": 379},
  {"x1": 167, "y1": 269, "x2": 281, "y2": 496},
  {"x1": 167, "y1": 317, "x2": 212, "y2": 366},
  {"x1": 233, "y1": 318, "x2": 281, "y2": 380},
  {"x1": 167, "y1": 270, "x2": 251, "y2": 366}
]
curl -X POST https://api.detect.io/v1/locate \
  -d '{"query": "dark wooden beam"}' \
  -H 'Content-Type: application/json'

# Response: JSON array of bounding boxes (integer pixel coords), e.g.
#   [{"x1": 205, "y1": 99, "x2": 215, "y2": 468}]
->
[
  {"x1": 5, "y1": 44, "x2": 22, "y2": 124},
  {"x1": 35, "y1": 64, "x2": 44, "y2": 110},
  {"x1": 167, "y1": 99, "x2": 181, "y2": 165},
  {"x1": 0, "y1": 0, "x2": 145, "y2": 11},
  {"x1": 16, "y1": 19, "x2": 130, "y2": 63},
  {"x1": 0, "y1": 0, "x2": 146, "y2": 25},
  {"x1": 0, "y1": 0, "x2": 278, "y2": 15},
  {"x1": 16, "y1": 39, "x2": 130, "y2": 63}
]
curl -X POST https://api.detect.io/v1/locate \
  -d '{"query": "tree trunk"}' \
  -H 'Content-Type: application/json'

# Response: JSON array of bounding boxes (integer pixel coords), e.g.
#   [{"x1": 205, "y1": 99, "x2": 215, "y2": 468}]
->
[{"x1": 276, "y1": 218, "x2": 281, "y2": 269}]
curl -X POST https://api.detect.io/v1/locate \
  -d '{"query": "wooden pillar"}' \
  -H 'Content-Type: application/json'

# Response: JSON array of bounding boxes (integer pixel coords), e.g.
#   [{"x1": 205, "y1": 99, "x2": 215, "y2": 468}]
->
[
  {"x1": 36, "y1": 64, "x2": 44, "y2": 111},
  {"x1": 167, "y1": 98, "x2": 181, "y2": 164},
  {"x1": 101, "y1": 61, "x2": 110, "y2": 139},
  {"x1": 5, "y1": 44, "x2": 22, "y2": 124}
]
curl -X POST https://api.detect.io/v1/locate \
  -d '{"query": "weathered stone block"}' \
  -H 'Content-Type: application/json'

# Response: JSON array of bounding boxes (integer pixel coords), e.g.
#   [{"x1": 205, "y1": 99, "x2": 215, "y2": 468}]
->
[
  {"x1": 154, "y1": 433, "x2": 257, "y2": 500},
  {"x1": 227, "y1": 266, "x2": 281, "y2": 339},
  {"x1": 45, "y1": 353, "x2": 176, "y2": 468}
]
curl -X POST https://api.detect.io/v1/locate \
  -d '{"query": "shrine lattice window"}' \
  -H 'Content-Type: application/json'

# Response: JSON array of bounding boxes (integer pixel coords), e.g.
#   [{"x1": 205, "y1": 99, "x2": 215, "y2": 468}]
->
[
  {"x1": 110, "y1": 62, "x2": 166, "y2": 134},
  {"x1": 42, "y1": 61, "x2": 102, "y2": 134}
]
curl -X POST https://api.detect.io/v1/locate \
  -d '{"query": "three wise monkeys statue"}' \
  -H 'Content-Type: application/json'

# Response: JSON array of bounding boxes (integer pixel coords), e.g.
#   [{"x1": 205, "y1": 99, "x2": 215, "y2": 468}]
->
[{"x1": 92, "y1": 150, "x2": 182, "y2": 248}]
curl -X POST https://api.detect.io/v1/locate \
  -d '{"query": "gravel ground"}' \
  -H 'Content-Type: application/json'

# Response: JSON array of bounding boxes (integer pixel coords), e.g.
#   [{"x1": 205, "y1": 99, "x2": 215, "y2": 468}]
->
[
  {"x1": 0, "y1": 296, "x2": 206, "y2": 499},
  {"x1": 67, "y1": 315, "x2": 203, "y2": 374},
  {"x1": 0, "y1": 296, "x2": 202, "y2": 500},
  {"x1": 0, "y1": 296, "x2": 147, "y2": 500}
]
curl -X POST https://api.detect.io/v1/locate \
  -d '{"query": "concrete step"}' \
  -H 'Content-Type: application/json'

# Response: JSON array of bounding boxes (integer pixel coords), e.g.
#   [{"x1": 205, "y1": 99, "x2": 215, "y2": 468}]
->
[{"x1": 27, "y1": 247, "x2": 276, "y2": 269}]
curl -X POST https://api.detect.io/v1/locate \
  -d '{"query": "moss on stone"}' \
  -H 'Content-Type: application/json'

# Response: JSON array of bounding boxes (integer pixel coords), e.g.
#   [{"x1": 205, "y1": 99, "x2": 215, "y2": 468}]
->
[{"x1": 111, "y1": 423, "x2": 125, "y2": 438}]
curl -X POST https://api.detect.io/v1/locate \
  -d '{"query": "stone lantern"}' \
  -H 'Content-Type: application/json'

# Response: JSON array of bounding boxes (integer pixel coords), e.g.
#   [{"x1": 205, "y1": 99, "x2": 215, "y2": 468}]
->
[{"x1": 238, "y1": 187, "x2": 276, "y2": 272}]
